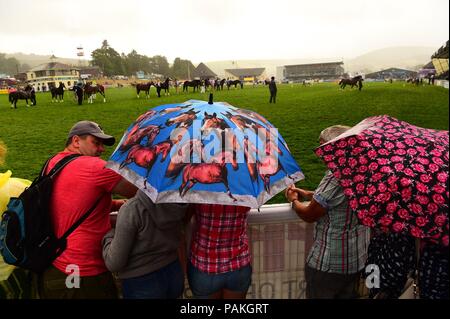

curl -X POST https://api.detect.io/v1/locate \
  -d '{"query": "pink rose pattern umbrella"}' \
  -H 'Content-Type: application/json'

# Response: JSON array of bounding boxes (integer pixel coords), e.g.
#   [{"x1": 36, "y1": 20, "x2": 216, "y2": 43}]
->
[{"x1": 315, "y1": 115, "x2": 449, "y2": 246}]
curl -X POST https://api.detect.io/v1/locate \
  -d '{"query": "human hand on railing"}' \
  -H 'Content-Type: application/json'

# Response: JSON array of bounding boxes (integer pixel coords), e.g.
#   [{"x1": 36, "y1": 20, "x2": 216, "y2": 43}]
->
[
  {"x1": 285, "y1": 185, "x2": 300, "y2": 203},
  {"x1": 286, "y1": 185, "x2": 314, "y2": 201}
]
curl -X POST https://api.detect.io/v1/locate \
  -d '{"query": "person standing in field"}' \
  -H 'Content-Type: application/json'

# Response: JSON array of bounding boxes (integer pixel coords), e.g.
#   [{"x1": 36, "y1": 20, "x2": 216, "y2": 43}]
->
[{"x1": 269, "y1": 76, "x2": 277, "y2": 104}]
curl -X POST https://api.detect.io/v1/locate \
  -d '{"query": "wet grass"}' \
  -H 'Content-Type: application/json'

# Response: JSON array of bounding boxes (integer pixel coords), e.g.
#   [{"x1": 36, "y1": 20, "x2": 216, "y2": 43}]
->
[{"x1": 0, "y1": 82, "x2": 448, "y2": 204}]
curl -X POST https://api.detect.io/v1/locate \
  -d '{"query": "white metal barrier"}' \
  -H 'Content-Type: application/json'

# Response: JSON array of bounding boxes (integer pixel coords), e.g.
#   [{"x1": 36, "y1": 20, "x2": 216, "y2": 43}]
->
[{"x1": 182, "y1": 203, "x2": 314, "y2": 299}]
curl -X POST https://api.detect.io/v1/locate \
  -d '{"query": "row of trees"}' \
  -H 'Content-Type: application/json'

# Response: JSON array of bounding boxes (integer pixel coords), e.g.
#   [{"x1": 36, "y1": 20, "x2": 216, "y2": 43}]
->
[
  {"x1": 0, "y1": 53, "x2": 30, "y2": 76},
  {"x1": 91, "y1": 40, "x2": 196, "y2": 79}
]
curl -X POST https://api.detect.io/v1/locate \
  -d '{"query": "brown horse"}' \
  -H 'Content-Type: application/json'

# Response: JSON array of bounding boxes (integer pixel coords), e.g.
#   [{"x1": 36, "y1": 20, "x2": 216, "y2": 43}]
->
[
  {"x1": 201, "y1": 112, "x2": 239, "y2": 152},
  {"x1": 165, "y1": 139, "x2": 204, "y2": 178},
  {"x1": 119, "y1": 124, "x2": 161, "y2": 153},
  {"x1": 119, "y1": 140, "x2": 173, "y2": 189},
  {"x1": 50, "y1": 82, "x2": 66, "y2": 103},
  {"x1": 136, "y1": 81, "x2": 155, "y2": 98},
  {"x1": 182, "y1": 79, "x2": 202, "y2": 92},
  {"x1": 227, "y1": 79, "x2": 243, "y2": 90},
  {"x1": 84, "y1": 83, "x2": 106, "y2": 103},
  {"x1": 178, "y1": 150, "x2": 238, "y2": 201},
  {"x1": 214, "y1": 79, "x2": 226, "y2": 91},
  {"x1": 156, "y1": 78, "x2": 171, "y2": 97},
  {"x1": 201, "y1": 112, "x2": 230, "y2": 131},
  {"x1": 339, "y1": 75, "x2": 363, "y2": 90}
]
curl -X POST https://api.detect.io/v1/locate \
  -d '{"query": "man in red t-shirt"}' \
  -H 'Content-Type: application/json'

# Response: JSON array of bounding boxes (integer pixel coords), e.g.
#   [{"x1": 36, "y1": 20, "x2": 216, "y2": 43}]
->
[{"x1": 38, "y1": 120, "x2": 137, "y2": 299}]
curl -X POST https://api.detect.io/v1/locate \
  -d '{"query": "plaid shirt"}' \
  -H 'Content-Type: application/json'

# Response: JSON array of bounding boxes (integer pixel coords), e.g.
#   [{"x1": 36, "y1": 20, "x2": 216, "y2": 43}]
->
[
  {"x1": 190, "y1": 204, "x2": 251, "y2": 274},
  {"x1": 307, "y1": 171, "x2": 371, "y2": 274}
]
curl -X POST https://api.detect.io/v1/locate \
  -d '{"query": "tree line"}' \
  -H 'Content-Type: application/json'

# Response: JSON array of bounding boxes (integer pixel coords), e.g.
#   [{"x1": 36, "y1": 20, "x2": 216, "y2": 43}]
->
[
  {"x1": 0, "y1": 53, "x2": 30, "y2": 76},
  {"x1": 91, "y1": 40, "x2": 196, "y2": 79}
]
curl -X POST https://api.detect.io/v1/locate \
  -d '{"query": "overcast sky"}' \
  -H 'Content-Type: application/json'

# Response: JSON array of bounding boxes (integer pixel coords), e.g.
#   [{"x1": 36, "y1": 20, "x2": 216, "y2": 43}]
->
[{"x1": 0, "y1": 0, "x2": 448, "y2": 63}]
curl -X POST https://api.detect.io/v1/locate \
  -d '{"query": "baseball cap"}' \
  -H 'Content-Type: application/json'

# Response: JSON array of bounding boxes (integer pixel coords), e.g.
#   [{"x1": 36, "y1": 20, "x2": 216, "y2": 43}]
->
[{"x1": 68, "y1": 121, "x2": 115, "y2": 146}]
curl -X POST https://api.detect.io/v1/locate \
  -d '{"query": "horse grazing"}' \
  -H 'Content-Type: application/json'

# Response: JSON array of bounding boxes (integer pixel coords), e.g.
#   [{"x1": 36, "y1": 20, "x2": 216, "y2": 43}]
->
[
  {"x1": 339, "y1": 75, "x2": 363, "y2": 91},
  {"x1": 136, "y1": 81, "x2": 155, "y2": 99},
  {"x1": 50, "y1": 82, "x2": 66, "y2": 102},
  {"x1": 9, "y1": 85, "x2": 36, "y2": 109},
  {"x1": 119, "y1": 140, "x2": 173, "y2": 189},
  {"x1": 227, "y1": 79, "x2": 243, "y2": 90},
  {"x1": 156, "y1": 78, "x2": 171, "y2": 97},
  {"x1": 182, "y1": 80, "x2": 202, "y2": 93},
  {"x1": 84, "y1": 83, "x2": 106, "y2": 103}
]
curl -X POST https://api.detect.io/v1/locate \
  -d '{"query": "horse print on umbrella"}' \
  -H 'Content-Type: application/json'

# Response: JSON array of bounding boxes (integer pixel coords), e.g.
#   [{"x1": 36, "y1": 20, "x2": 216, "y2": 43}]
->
[
  {"x1": 165, "y1": 139, "x2": 204, "y2": 179},
  {"x1": 223, "y1": 111, "x2": 264, "y2": 132},
  {"x1": 119, "y1": 124, "x2": 162, "y2": 153},
  {"x1": 134, "y1": 110, "x2": 158, "y2": 125},
  {"x1": 234, "y1": 108, "x2": 275, "y2": 129},
  {"x1": 165, "y1": 109, "x2": 200, "y2": 128},
  {"x1": 178, "y1": 149, "x2": 239, "y2": 201},
  {"x1": 119, "y1": 140, "x2": 174, "y2": 189},
  {"x1": 159, "y1": 104, "x2": 191, "y2": 116},
  {"x1": 243, "y1": 135, "x2": 291, "y2": 193}
]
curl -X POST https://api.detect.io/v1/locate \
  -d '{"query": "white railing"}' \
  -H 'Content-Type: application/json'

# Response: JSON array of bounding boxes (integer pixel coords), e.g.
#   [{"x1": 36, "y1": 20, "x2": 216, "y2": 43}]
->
[{"x1": 182, "y1": 203, "x2": 314, "y2": 299}]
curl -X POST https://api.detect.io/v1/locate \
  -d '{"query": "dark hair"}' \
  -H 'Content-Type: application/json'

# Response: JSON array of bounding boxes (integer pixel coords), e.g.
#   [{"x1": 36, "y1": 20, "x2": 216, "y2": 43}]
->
[{"x1": 271, "y1": 76, "x2": 275, "y2": 80}]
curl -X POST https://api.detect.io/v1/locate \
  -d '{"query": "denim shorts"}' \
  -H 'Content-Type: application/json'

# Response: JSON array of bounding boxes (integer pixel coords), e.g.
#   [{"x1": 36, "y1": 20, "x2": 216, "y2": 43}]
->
[
  {"x1": 121, "y1": 259, "x2": 184, "y2": 299},
  {"x1": 187, "y1": 261, "x2": 252, "y2": 298}
]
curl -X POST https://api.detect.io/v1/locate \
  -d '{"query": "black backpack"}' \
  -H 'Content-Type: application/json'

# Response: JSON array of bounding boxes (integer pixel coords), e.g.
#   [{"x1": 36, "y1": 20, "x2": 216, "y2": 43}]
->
[{"x1": 0, "y1": 154, "x2": 100, "y2": 273}]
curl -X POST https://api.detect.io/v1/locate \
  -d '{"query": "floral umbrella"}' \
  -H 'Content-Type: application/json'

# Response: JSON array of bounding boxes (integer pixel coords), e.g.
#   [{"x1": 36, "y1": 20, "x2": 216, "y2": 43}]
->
[
  {"x1": 107, "y1": 99, "x2": 304, "y2": 208},
  {"x1": 315, "y1": 115, "x2": 449, "y2": 246}
]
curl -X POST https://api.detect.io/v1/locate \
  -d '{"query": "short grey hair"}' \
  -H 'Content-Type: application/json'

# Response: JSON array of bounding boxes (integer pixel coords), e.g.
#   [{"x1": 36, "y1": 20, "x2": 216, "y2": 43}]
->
[{"x1": 319, "y1": 125, "x2": 351, "y2": 143}]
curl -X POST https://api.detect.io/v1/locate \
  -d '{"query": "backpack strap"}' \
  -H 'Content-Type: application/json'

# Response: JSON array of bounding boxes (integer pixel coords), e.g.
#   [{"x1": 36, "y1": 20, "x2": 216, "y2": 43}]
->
[
  {"x1": 59, "y1": 196, "x2": 103, "y2": 242},
  {"x1": 38, "y1": 153, "x2": 82, "y2": 179},
  {"x1": 47, "y1": 153, "x2": 82, "y2": 178}
]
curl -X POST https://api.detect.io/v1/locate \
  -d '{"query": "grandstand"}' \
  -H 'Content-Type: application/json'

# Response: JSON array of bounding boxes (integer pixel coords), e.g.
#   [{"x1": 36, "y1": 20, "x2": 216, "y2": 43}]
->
[
  {"x1": 365, "y1": 67, "x2": 417, "y2": 80},
  {"x1": 224, "y1": 68, "x2": 266, "y2": 83},
  {"x1": 431, "y1": 40, "x2": 449, "y2": 80},
  {"x1": 280, "y1": 62, "x2": 344, "y2": 82}
]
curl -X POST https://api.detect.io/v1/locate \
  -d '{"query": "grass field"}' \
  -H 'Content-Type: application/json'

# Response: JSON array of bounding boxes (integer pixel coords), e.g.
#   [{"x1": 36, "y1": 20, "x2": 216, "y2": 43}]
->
[{"x1": 0, "y1": 82, "x2": 448, "y2": 204}]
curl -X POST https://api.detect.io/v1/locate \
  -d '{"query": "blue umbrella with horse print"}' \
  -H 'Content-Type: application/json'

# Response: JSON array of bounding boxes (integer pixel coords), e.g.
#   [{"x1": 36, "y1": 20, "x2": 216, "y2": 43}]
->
[{"x1": 106, "y1": 96, "x2": 304, "y2": 208}]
